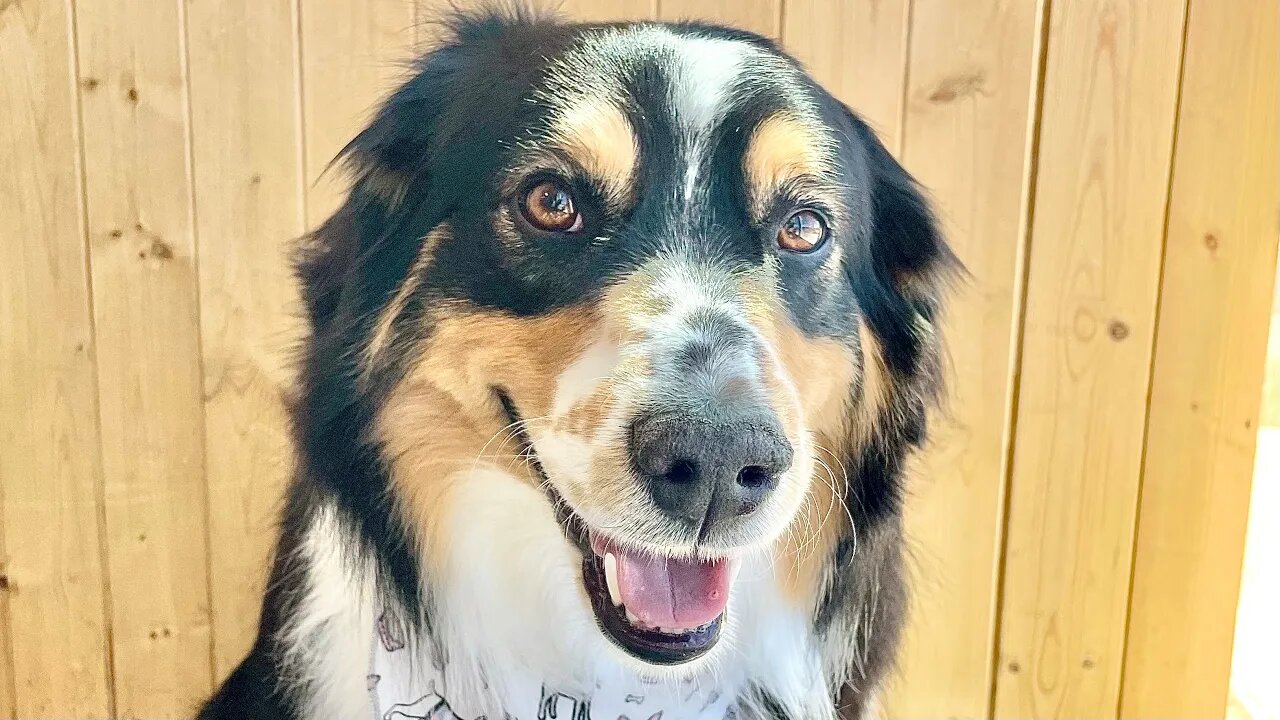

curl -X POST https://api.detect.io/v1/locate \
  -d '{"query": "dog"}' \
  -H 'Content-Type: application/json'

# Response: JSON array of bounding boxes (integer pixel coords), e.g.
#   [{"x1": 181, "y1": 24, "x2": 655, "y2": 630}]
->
[{"x1": 200, "y1": 7, "x2": 955, "y2": 720}]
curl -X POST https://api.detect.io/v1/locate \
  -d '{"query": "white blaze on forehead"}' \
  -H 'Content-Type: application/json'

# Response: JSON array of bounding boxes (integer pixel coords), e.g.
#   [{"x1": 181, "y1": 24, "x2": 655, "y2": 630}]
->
[
  {"x1": 667, "y1": 35, "x2": 750, "y2": 132},
  {"x1": 668, "y1": 35, "x2": 750, "y2": 203}
]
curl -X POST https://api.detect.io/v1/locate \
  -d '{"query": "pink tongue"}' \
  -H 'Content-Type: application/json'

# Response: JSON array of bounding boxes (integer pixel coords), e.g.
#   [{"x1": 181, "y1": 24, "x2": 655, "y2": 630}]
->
[{"x1": 592, "y1": 535, "x2": 733, "y2": 628}]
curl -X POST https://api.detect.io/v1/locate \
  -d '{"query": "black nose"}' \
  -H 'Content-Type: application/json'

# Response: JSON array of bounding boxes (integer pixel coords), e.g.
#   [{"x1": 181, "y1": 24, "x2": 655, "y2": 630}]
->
[{"x1": 629, "y1": 410, "x2": 793, "y2": 536}]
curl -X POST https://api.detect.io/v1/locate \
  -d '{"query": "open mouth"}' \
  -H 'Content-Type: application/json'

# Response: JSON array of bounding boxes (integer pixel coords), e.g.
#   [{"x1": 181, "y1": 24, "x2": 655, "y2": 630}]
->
[
  {"x1": 496, "y1": 390, "x2": 731, "y2": 664},
  {"x1": 582, "y1": 532, "x2": 732, "y2": 664}
]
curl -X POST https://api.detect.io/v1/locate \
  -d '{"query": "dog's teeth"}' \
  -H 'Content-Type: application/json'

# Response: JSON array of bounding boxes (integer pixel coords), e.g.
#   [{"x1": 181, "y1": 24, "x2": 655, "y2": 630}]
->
[
  {"x1": 603, "y1": 553, "x2": 622, "y2": 607},
  {"x1": 625, "y1": 608, "x2": 640, "y2": 625}
]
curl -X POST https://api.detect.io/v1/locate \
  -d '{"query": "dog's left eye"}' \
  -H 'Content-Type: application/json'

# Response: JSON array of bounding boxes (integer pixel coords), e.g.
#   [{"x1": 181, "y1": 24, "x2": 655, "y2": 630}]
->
[
  {"x1": 777, "y1": 209, "x2": 828, "y2": 252},
  {"x1": 520, "y1": 179, "x2": 583, "y2": 233}
]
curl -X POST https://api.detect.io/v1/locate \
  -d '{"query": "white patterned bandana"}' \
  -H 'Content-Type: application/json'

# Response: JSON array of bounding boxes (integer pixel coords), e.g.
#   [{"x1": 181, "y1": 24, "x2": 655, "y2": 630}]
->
[{"x1": 366, "y1": 610, "x2": 737, "y2": 720}]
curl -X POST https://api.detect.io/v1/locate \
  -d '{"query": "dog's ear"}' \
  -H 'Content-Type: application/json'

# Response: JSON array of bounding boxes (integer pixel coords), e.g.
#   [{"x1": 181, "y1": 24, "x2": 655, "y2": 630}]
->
[
  {"x1": 295, "y1": 9, "x2": 572, "y2": 332},
  {"x1": 841, "y1": 106, "x2": 961, "y2": 375},
  {"x1": 294, "y1": 33, "x2": 476, "y2": 332}
]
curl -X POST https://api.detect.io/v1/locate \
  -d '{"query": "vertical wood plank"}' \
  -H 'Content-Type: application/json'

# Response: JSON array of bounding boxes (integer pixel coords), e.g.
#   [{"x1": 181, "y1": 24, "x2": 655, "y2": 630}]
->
[
  {"x1": 0, "y1": 0, "x2": 114, "y2": 716},
  {"x1": 558, "y1": 0, "x2": 658, "y2": 22},
  {"x1": 74, "y1": 0, "x2": 214, "y2": 712},
  {"x1": 887, "y1": 0, "x2": 1045, "y2": 714},
  {"x1": 301, "y1": 0, "x2": 417, "y2": 227},
  {"x1": 657, "y1": 0, "x2": 781, "y2": 39},
  {"x1": 993, "y1": 1, "x2": 1188, "y2": 717},
  {"x1": 186, "y1": 0, "x2": 305, "y2": 680},
  {"x1": 1119, "y1": 0, "x2": 1280, "y2": 715},
  {"x1": 782, "y1": 0, "x2": 910, "y2": 154}
]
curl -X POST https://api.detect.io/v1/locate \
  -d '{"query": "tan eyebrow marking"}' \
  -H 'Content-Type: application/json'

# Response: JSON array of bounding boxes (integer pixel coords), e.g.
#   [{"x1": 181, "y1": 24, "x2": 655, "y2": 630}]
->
[
  {"x1": 549, "y1": 98, "x2": 638, "y2": 204},
  {"x1": 743, "y1": 113, "x2": 833, "y2": 218}
]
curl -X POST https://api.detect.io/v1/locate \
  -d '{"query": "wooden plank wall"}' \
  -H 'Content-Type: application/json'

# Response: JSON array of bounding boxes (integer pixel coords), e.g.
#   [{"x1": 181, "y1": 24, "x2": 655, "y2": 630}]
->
[{"x1": 0, "y1": 0, "x2": 1275, "y2": 717}]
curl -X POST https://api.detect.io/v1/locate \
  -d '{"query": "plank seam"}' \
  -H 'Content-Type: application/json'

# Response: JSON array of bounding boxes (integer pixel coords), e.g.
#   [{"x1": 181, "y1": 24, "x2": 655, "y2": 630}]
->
[
  {"x1": 776, "y1": 0, "x2": 787, "y2": 49},
  {"x1": 894, "y1": 0, "x2": 915, "y2": 158},
  {"x1": 984, "y1": 0, "x2": 1054, "y2": 715},
  {"x1": 296, "y1": 0, "x2": 314, "y2": 226},
  {"x1": 67, "y1": 0, "x2": 120, "y2": 713},
  {"x1": 175, "y1": 0, "x2": 220, "y2": 693},
  {"x1": 1114, "y1": 0, "x2": 1194, "y2": 714}
]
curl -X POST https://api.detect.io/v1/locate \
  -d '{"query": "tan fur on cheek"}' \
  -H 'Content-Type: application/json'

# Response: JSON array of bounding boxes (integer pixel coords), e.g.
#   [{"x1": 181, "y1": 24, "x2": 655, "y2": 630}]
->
[
  {"x1": 765, "y1": 319, "x2": 888, "y2": 610},
  {"x1": 417, "y1": 306, "x2": 599, "y2": 418},
  {"x1": 376, "y1": 305, "x2": 599, "y2": 574},
  {"x1": 769, "y1": 318, "x2": 859, "y2": 441},
  {"x1": 773, "y1": 320, "x2": 896, "y2": 610}
]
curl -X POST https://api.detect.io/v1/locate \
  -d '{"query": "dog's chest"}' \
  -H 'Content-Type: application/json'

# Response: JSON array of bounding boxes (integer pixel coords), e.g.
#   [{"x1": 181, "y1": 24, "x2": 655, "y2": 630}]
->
[{"x1": 367, "y1": 611, "x2": 737, "y2": 720}]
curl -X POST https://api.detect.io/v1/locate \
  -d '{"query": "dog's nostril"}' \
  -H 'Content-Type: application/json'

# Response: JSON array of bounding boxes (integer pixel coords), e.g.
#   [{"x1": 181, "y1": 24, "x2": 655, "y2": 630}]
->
[
  {"x1": 666, "y1": 460, "x2": 697, "y2": 485},
  {"x1": 736, "y1": 465, "x2": 771, "y2": 488}
]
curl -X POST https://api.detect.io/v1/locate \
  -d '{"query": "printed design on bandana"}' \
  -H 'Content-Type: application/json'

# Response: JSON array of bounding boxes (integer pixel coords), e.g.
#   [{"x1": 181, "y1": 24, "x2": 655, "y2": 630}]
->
[
  {"x1": 537, "y1": 686, "x2": 590, "y2": 720},
  {"x1": 368, "y1": 610, "x2": 736, "y2": 719},
  {"x1": 384, "y1": 692, "x2": 459, "y2": 720},
  {"x1": 378, "y1": 611, "x2": 407, "y2": 652}
]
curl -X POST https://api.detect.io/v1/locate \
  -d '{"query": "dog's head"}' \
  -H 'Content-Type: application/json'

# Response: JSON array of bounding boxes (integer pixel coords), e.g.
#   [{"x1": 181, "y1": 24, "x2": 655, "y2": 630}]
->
[{"x1": 296, "y1": 8, "x2": 954, "y2": 688}]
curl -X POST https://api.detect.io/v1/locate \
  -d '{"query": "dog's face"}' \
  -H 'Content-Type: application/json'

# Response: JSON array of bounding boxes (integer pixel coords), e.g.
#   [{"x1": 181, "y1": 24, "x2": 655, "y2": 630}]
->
[{"x1": 299, "y1": 13, "x2": 951, "y2": 682}]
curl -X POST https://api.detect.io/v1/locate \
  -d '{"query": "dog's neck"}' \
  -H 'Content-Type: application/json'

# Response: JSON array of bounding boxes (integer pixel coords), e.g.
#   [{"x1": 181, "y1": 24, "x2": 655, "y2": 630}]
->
[{"x1": 280, "y1": 494, "x2": 842, "y2": 720}]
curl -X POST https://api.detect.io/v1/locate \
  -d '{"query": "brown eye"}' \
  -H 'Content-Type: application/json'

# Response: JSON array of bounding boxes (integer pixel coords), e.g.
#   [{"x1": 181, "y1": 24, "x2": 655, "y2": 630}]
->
[
  {"x1": 520, "y1": 179, "x2": 583, "y2": 233},
  {"x1": 777, "y1": 209, "x2": 828, "y2": 252}
]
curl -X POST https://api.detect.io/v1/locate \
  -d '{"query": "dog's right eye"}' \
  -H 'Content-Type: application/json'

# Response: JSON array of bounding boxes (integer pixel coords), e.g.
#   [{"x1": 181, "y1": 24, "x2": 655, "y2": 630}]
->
[{"x1": 520, "y1": 179, "x2": 583, "y2": 233}]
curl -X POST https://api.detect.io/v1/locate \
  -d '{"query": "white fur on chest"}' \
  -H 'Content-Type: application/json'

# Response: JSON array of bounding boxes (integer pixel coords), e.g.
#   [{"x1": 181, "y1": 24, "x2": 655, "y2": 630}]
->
[{"x1": 282, "y1": 485, "x2": 835, "y2": 720}]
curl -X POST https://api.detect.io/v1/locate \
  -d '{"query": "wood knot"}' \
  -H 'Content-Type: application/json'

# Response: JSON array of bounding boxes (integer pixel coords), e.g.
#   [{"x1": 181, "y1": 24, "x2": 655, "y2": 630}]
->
[
  {"x1": 1007, "y1": 661, "x2": 1021, "y2": 673},
  {"x1": 928, "y1": 70, "x2": 987, "y2": 104},
  {"x1": 138, "y1": 238, "x2": 174, "y2": 262},
  {"x1": 250, "y1": 173, "x2": 263, "y2": 185},
  {"x1": 1204, "y1": 233, "x2": 1220, "y2": 253},
  {"x1": 81, "y1": 77, "x2": 101, "y2": 91},
  {"x1": 126, "y1": 87, "x2": 139, "y2": 103},
  {"x1": 1108, "y1": 320, "x2": 1130, "y2": 341},
  {"x1": 1082, "y1": 657, "x2": 1095, "y2": 669},
  {"x1": 0, "y1": 574, "x2": 9, "y2": 592}
]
